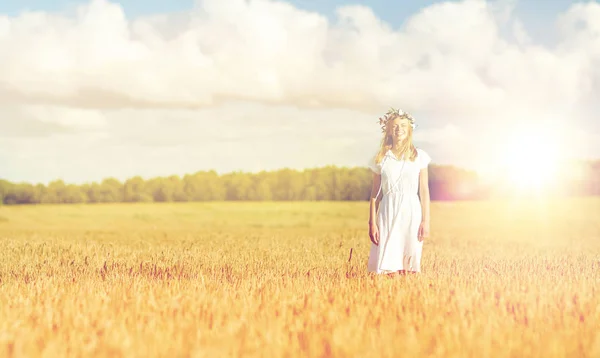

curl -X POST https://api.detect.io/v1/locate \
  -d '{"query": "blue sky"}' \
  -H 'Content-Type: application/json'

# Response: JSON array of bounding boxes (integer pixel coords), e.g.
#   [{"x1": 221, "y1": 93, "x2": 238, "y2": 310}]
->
[
  {"x1": 0, "y1": 0, "x2": 586, "y2": 44},
  {"x1": 1, "y1": 0, "x2": 599, "y2": 184},
  {"x1": 0, "y1": 0, "x2": 581, "y2": 18}
]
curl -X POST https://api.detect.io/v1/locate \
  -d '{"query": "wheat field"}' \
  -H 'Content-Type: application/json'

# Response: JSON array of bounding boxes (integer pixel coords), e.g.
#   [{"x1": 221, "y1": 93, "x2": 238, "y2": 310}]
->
[{"x1": 0, "y1": 198, "x2": 598, "y2": 357}]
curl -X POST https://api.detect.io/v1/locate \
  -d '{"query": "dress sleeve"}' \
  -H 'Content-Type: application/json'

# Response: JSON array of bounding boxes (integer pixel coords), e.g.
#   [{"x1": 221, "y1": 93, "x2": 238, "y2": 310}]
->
[
  {"x1": 367, "y1": 152, "x2": 382, "y2": 174},
  {"x1": 417, "y1": 149, "x2": 431, "y2": 170}
]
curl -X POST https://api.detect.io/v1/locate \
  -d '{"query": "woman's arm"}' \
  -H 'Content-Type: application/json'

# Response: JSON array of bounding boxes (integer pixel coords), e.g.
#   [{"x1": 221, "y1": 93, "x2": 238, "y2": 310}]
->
[
  {"x1": 418, "y1": 167, "x2": 430, "y2": 241},
  {"x1": 369, "y1": 173, "x2": 381, "y2": 245},
  {"x1": 369, "y1": 173, "x2": 381, "y2": 222}
]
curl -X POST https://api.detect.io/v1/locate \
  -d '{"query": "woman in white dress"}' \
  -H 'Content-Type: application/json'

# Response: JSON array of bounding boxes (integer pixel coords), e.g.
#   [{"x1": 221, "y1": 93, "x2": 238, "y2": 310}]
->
[{"x1": 367, "y1": 108, "x2": 431, "y2": 275}]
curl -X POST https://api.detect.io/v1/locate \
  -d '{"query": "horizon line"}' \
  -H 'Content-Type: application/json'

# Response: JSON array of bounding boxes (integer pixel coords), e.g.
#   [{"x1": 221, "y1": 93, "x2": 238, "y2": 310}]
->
[{"x1": 2, "y1": 156, "x2": 599, "y2": 186}]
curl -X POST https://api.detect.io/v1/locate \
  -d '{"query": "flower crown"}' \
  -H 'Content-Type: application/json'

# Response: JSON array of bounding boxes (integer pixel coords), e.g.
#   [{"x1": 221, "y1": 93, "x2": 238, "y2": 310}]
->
[{"x1": 378, "y1": 107, "x2": 416, "y2": 133}]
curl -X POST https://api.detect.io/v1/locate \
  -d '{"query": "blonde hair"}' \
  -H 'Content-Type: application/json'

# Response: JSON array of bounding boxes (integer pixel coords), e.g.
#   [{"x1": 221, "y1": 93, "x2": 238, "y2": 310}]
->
[{"x1": 375, "y1": 113, "x2": 417, "y2": 164}]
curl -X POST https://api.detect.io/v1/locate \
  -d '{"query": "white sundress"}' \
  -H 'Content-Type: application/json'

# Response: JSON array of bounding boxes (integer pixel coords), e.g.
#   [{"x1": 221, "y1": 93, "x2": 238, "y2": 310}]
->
[{"x1": 367, "y1": 148, "x2": 431, "y2": 273}]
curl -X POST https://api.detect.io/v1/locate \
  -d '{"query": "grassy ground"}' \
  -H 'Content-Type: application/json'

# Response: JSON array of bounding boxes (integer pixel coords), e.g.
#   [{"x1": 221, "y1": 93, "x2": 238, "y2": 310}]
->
[{"x1": 0, "y1": 198, "x2": 599, "y2": 357}]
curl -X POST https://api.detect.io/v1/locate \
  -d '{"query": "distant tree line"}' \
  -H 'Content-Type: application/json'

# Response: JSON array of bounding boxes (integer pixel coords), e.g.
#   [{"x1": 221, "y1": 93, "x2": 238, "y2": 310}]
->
[{"x1": 1, "y1": 161, "x2": 599, "y2": 205}]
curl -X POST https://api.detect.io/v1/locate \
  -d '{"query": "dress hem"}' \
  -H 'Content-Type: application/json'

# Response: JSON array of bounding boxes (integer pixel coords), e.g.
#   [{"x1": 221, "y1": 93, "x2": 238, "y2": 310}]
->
[{"x1": 368, "y1": 269, "x2": 421, "y2": 274}]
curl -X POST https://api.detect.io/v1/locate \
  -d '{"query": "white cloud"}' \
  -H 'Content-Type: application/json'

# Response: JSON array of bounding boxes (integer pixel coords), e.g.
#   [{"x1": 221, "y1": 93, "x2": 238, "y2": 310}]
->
[
  {"x1": 0, "y1": 0, "x2": 599, "y2": 183},
  {"x1": 512, "y1": 20, "x2": 532, "y2": 46},
  {"x1": 0, "y1": 102, "x2": 385, "y2": 183}
]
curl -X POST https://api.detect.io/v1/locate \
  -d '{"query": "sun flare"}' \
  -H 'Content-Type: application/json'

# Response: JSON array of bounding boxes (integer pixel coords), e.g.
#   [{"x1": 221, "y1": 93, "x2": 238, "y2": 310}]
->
[
  {"x1": 498, "y1": 127, "x2": 562, "y2": 192},
  {"x1": 482, "y1": 127, "x2": 565, "y2": 193}
]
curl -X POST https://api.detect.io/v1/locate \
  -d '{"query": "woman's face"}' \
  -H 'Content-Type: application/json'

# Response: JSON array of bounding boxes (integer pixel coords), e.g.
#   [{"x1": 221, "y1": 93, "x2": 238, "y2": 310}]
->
[{"x1": 389, "y1": 117, "x2": 411, "y2": 142}]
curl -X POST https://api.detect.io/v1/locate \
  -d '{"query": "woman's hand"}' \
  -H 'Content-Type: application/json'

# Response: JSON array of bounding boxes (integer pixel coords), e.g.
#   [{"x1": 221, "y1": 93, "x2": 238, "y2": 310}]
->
[
  {"x1": 369, "y1": 222, "x2": 379, "y2": 246},
  {"x1": 418, "y1": 220, "x2": 430, "y2": 242}
]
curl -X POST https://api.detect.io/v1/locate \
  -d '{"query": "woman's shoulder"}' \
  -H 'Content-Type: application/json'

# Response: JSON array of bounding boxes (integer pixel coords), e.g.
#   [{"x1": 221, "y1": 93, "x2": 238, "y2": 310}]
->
[
  {"x1": 414, "y1": 147, "x2": 432, "y2": 167},
  {"x1": 415, "y1": 147, "x2": 429, "y2": 157}
]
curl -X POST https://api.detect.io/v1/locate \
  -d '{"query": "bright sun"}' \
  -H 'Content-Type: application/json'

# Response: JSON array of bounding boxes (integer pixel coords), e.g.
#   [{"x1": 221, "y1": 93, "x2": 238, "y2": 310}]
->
[{"x1": 499, "y1": 127, "x2": 562, "y2": 192}]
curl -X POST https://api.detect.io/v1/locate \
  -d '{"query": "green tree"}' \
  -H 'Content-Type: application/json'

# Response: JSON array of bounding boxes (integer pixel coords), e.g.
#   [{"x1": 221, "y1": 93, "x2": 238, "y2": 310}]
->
[
  {"x1": 124, "y1": 176, "x2": 152, "y2": 203},
  {"x1": 3, "y1": 159, "x2": 599, "y2": 205},
  {"x1": 0, "y1": 180, "x2": 10, "y2": 205},
  {"x1": 99, "y1": 178, "x2": 124, "y2": 202}
]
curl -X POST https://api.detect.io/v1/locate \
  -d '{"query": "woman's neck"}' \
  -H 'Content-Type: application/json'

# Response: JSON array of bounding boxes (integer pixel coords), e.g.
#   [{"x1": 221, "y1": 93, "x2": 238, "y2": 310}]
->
[{"x1": 392, "y1": 140, "x2": 405, "y2": 150}]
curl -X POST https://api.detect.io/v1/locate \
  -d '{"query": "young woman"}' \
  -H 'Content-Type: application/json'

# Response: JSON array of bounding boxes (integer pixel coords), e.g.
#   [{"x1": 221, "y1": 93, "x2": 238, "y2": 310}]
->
[{"x1": 367, "y1": 108, "x2": 431, "y2": 275}]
